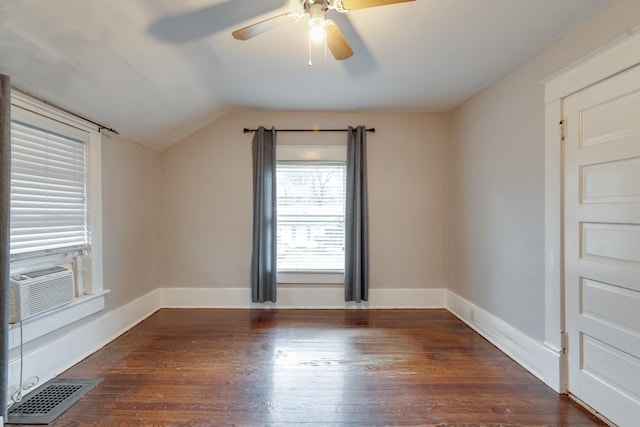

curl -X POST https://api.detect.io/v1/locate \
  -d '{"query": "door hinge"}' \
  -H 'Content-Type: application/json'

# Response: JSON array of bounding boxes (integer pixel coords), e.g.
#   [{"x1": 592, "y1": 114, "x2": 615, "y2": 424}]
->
[
  {"x1": 561, "y1": 332, "x2": 568, "y2": 354},
  {"x1": 559, "y1": 119, "x2": 566, "y2": 142}
]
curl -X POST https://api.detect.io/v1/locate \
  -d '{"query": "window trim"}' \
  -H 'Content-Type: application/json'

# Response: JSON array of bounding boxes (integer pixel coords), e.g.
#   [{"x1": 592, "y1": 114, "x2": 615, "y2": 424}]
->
[
  {"x1": 276, "y1": 144, "x2": 347, "y2": 285},
  {"x1": 277, "y1": 145, "x2": 346, "y2": 162},
  {"x1": 277, "y1": 271, "x2": 345, "y2": 284}
]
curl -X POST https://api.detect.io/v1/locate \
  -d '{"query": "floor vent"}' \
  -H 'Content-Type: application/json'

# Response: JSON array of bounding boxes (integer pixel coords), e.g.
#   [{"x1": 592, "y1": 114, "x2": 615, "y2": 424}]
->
[{"x1": 7, "y1": 379, "x2": 102, "y2": 425}]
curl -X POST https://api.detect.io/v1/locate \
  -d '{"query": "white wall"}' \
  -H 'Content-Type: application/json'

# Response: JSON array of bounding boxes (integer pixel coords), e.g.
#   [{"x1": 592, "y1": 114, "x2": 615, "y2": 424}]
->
[
  {"x1": 449, "y1": 0, "x2": 640, "y2": 341},
  {"x1": 160, "y1": 111, "x2": 449, "y2": 300}
]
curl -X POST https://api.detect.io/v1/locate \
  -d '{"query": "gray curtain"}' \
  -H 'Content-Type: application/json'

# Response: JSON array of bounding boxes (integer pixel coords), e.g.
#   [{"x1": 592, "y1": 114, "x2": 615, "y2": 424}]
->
[
  {"x1": 345, "y1": 125, "x2": 369, "y2": 302},
  {"x1": 0, "y1": 74, "x2": 10, "y2": 418},
  {"x1": 251, "y1": 126, "x2": 277, "y2": 303}
]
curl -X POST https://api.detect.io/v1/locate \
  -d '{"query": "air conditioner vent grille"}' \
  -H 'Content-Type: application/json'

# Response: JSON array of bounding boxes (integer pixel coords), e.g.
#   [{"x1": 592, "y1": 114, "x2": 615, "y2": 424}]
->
[
  {"x1": 24, "y1": 276, "x2": 75, "y2": 318},
  {"x1": 9, "y1": 266, "x2": 75, "y2": 322}
]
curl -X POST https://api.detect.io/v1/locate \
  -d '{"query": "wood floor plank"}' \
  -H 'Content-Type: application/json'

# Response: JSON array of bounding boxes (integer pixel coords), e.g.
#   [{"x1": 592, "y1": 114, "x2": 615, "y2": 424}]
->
[{"x1": 13, "y1": 309, "x2": 606, "y2": 426}]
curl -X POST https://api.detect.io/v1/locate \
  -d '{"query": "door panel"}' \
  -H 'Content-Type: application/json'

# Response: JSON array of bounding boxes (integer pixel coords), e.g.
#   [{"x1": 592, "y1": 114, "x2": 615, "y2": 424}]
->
[
  {"x1": 582, "y1": 278, "x2": 640, "y2": 334},
  {"x1": 580, "y1": 89, "x2": 640, "y2": 147},
  {"x1": 582, "y1": 157, "x2": 640, "y2": 203},
  {"x1": 564, "y1": 64, "x2": 640, "y2": 427},
  {"x1": 582, "y1": 222, "x2": 640, "y2": 264},
  {"x1": 582, "y1": 335, "x2": 640, "y2": 399}
]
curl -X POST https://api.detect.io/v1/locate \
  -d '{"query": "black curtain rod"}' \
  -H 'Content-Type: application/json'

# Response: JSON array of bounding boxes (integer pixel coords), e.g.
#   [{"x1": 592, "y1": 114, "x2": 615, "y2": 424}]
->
[
  {"x1": 12, "y1": 86, "x2": 120, "y2": 135},
  {"x1": 243, "y1": 127, "x2": 375, "y2": 133}
]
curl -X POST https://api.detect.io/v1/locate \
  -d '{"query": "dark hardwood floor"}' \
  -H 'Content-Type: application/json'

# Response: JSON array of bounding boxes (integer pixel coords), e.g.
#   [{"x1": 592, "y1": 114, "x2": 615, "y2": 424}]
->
[{"x1": 24, "y1": 309, "x2": 605, "y2": 426}]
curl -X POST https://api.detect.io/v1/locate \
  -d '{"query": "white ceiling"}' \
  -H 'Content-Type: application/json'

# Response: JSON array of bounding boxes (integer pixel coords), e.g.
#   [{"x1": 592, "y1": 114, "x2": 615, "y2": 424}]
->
[{"x1": 0, "y1": 0, "x2": 612, "y2": 150}]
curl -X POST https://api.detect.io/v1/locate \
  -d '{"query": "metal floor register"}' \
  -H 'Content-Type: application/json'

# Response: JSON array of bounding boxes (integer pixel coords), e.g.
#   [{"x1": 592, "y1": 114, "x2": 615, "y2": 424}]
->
[{"x1": 7, "y1": 379, "x2": 102, "y2": 424}]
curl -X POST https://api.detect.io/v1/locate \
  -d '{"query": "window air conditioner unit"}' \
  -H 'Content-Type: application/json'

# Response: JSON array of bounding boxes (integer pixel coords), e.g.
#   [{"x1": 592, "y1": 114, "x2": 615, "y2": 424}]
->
[{"x1": 9, "y1": 266, "x2": 75, "y2": 323}]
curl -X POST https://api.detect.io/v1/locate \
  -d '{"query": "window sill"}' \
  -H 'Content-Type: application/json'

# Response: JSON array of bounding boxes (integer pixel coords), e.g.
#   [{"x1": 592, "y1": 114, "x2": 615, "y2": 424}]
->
[
  {"x1": 9, "y1": 290, "x2": 110, "y2": 350},
  {"x1": 278, "y1": 271, "x2": 344, "y2": 284}
]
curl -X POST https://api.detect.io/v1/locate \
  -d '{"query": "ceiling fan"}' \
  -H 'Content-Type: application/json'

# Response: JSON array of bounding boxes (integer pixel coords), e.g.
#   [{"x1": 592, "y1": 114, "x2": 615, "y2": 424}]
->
[{"x1": 232, "y1": 0, "x2": 415, "y2": 61}]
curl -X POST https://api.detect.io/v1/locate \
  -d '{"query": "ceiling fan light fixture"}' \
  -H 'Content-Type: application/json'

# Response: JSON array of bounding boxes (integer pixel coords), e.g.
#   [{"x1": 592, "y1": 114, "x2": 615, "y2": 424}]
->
[
  {"x1": 308, "y1": 2, "x2": 327, "y2": 42},
  {"x1": 231, "y1": 0, "x2": 415, "y2": 61}
]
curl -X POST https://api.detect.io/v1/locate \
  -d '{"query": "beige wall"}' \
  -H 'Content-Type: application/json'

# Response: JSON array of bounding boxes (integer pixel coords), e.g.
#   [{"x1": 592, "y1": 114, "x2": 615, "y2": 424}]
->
[
  {"x1": 102, "y1": 134, "x2": 162, "y2": 310},
  {"x1": 101, "y1": 0, "x2": 640, "y2": 335},
  {"x1": 161, "y1": 111, "x2": 449, "y2": 292},
  {"x1": 449, "y1": 0, "x2": 640, "y2": 340}
]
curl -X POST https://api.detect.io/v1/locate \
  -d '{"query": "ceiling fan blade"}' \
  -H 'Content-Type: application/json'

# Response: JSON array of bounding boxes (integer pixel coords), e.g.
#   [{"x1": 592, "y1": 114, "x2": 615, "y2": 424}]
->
[
  {"x1": 340, "y1": 0, "x2": 415, "y2": 11},
  {"x1": 325, "y1": 21, "x2": 354, "y2": 60},
  {"x1": 329, "y1": 13, "x2": 376, "y2": 74},
  {"x1": 232, "y1": 14, "x2": 297, "y2": 40}
]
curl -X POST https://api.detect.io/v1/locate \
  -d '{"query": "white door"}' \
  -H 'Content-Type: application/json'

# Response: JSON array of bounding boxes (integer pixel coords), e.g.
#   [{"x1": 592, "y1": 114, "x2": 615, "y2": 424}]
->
[{"x1": 564, "y1": 64, "x2": 640, "y2": 427}]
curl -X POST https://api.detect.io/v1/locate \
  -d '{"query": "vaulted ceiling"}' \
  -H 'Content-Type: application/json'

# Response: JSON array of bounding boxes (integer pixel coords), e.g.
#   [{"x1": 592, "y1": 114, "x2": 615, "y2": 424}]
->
[{"x1": 0, "y1": 0, "x2": 612, "y2": 150}]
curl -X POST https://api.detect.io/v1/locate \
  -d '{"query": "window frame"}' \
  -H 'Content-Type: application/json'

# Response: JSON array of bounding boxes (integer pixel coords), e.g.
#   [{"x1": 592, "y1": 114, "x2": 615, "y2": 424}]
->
[
  {"x1": 276, "y1": 145, "x2": 347, "y2": 285},
  {"x1": 9, "y1": 92, "x2": 104, "y2": 296}
]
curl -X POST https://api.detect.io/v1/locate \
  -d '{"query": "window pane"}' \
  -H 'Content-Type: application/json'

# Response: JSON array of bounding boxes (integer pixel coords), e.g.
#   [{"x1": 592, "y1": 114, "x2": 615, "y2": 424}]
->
[
  {"x1": 10, "y1": 121, "x2": 88, "y2": 255},
  {"x1": 277, "y1": 162, "x2": 345, "y2": 271}
]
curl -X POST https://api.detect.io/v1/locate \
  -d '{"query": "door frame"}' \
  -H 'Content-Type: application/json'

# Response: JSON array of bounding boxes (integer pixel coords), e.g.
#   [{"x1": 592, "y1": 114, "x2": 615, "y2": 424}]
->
[{"x1": 543, "y1": 26, "x2": 640, "y2": 393}]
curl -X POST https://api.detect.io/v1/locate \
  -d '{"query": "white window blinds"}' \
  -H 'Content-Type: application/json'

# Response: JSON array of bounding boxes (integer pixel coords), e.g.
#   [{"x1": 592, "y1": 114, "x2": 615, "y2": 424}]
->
[
  {"x1": 277, "y1": 161, "x2": 346, "y2": 271},
  {"x1": 10, "y1": 120, "x2": 88, "y2": 256}
]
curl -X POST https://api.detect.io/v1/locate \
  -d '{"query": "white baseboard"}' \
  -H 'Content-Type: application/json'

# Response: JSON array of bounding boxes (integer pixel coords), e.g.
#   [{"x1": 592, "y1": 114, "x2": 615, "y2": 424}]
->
[
  {"x1": 445, "y1": 290, "x2": 562, "y2": 392},
  {"x1": 8, "y1": 286, "x2": 563, "y2": 407},
  {"x1": 7, "y1": 289, "x2": 161, "y2": 403},
  {"x1": 161, "y1": 286, "x2": 563, "y2": 391},
  {"x1": 7, "y1": 286, "x2": 443, "y2": 403},
  {"x1": 161, "y1": 287, "x2": 446, "y2": 309}
]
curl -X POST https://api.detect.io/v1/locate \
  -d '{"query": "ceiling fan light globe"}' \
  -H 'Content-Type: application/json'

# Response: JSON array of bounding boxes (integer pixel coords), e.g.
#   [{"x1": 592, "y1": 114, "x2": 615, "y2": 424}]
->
[
  {"x1": 310, "y1": 25, "x2": 325, "y2": 42},
  {"x1": 309, "y1": 15, "x2": 325, "y2": 28},
  {"x1": 308, "y1": 13, "x2": 326, "y2": 43}
]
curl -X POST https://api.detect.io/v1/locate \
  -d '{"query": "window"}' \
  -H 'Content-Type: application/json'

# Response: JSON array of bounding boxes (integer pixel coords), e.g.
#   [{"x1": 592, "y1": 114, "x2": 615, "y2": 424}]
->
[
  {"x1": 276, "y1": 145, "x2": 346, "y2": 283},
  {"x1": 10, "y1": 121, "x2": 87, "y2": 255},
  {"x1": 9, "y1": 95, "x2": 103, "y2": 297},
  {"x1": 277, "y1": 162, "x2": 346, "y2": 270}
]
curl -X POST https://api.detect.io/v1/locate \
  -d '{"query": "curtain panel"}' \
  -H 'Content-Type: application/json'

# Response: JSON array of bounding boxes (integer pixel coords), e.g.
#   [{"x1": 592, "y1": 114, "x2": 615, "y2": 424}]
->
[
  {"x1": 0, "y1": 74, "x2": 11, "y2": 419},
  {"x1": 345, "y1": 125, "x2": 369, "y2": 302},
  {"x1": 251, "y1": 126, "x2": 277, "y2": 303}
]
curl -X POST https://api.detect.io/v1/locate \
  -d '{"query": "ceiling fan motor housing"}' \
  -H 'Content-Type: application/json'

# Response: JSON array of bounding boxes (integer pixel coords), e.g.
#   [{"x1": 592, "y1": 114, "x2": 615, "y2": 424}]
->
[{"x1": 307, "y1": 1, "x2": 328, "y2": 30}]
